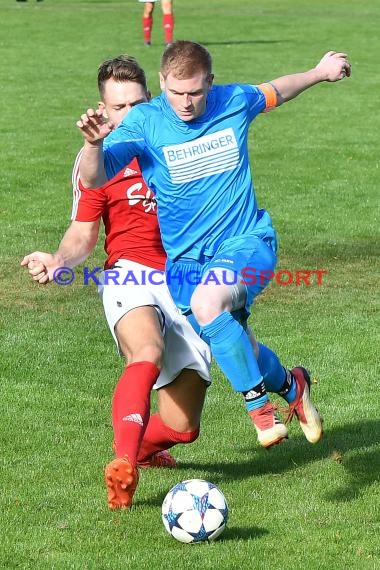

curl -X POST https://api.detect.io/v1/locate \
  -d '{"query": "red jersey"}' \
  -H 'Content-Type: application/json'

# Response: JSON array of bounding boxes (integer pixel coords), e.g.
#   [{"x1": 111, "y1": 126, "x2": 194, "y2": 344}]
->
[{"x1": 71, "y1": 152, "x2": 166, "y2": 271}]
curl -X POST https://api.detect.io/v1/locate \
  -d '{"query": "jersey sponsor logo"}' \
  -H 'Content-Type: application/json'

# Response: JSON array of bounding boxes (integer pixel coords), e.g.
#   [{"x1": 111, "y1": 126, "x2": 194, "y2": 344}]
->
[
  {"x1": 126, "y1": 182, "x2": 156, "y2": 213},
  {"x1": 163, "y1": 128, "x2": 239, "y2": 183},
  {"x1": 122, "y1": 413, "x2": 144, "y2": 426}
]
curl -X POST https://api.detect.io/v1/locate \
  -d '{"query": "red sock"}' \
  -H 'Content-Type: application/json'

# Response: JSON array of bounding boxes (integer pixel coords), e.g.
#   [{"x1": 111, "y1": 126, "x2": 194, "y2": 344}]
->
[
  {"x1": 112, "y1": 361, "x2": 160, "y2": 465},
  {"x1": 137, "y1": 413, "x2": 199, "y2": 462},
  {"x1": 142, "y1": 16, "x2": 153, "y2": 43},
  {"x1": 162, "y1": 14, "x2": 174, "y2": 45}
]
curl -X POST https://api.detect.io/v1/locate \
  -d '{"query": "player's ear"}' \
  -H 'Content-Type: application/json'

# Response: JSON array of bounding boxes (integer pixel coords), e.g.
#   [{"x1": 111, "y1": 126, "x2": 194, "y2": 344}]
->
[
  {"x1": 207, "y1": 74, "x2": 214, "y2": 90},
  {"x1": 159, "y1": 72, "x2": 165, "y2": 90},
  {"x1": 98, "y1": 101, "x2": 107, "y2": 119}
]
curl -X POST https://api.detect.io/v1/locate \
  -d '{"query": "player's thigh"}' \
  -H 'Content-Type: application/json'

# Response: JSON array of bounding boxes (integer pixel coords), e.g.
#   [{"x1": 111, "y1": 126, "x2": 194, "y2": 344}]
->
[
  {"x1": 115, "y1": 305, "x2": 164, "y2": 364},
  {"x1": 157, "y1": 369, "x2": 207, "y2": 432},
  {"x1": 204, "y1": 235, "x2": 277, "y2": 314},
  {"x1": 99, "y1": 261, "x2": 167, "y2": 362}
]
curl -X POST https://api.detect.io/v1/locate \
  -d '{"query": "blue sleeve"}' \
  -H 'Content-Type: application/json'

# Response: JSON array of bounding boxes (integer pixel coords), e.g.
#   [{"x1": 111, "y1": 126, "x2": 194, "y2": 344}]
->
[
  {"x1": 239, "y1": 84, "x2": 266, "y2": 121},
  {"x1": 103, "y1": 111, "x2": 146, "y2": 179}
]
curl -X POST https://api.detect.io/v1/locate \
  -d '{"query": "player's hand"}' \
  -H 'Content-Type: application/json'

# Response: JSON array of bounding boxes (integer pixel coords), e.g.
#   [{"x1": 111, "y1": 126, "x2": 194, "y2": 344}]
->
[
  {"x1": 76, "y1": 108, "x2": 115, "y2": 144},
  {"x1": 315, "y1": 51, "x2": 351, "y2": 82},
  {"x1": 21, "y1": 252, "x2": 57, "y2": 284}
]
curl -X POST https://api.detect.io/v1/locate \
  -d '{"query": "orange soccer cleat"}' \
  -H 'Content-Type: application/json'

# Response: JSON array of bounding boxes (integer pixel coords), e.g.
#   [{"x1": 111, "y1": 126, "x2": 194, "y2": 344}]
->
[{"x1": 104, "y1": 456, "x2": 139, "y2": 510}]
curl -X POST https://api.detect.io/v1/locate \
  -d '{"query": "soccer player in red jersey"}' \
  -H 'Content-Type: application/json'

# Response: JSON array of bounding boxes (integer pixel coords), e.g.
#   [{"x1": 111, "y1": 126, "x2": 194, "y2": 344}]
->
[{"x1": 22, "y1": 55, "x2": 210, "y2": 510}]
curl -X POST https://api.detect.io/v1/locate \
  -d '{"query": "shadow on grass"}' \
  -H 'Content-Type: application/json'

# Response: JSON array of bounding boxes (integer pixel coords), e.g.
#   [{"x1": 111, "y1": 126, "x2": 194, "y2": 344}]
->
[
  {"x1": 221, "y1": 525, "x2": 268, "y2": 541},
  {"x1": 324, "y1": 446, "x2": 380, "y2": 502},
  {"x1": 256, "y1": 419, "x2": 380, "y2": 503},
  {"x1": 140, "y1": 419, "x2": 380, "y2": 508}
]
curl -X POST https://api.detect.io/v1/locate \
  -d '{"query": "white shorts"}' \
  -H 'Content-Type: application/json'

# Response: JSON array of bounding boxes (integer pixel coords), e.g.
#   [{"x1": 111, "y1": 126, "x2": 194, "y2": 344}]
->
[
  {"x1": 97, "y1": 260, "x2": 211, "y2": 389},
  {"x1": 138, "y1": 0, "x2": 158, "y2": 3}
]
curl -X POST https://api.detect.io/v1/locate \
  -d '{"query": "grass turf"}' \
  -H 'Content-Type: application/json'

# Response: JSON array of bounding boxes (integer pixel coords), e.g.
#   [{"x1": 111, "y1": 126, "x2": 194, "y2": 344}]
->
[{"x1": 1, "y1": 0, "x2": 379, "y2": 568}]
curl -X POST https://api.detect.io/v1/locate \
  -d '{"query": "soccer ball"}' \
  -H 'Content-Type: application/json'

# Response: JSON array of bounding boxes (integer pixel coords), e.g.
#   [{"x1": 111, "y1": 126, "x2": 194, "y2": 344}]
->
[{"x1": 161, "y1": 479, "x2": 228, "y2": 543}]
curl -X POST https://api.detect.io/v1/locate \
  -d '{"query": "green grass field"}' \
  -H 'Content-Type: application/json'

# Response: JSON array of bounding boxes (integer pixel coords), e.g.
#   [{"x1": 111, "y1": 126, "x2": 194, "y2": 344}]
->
[{"x1": 1, "y1": 0, "x2": 379, "y2": 568}]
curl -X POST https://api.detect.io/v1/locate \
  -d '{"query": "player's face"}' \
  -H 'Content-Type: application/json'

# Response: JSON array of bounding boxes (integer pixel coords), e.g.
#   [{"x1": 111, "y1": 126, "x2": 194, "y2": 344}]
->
[
  {"x1": 159, "y1": 71, "x2": 213, "y2": 122},
  {"x1": 100, "y1": 77, "x2": 149, "y2": 126}
]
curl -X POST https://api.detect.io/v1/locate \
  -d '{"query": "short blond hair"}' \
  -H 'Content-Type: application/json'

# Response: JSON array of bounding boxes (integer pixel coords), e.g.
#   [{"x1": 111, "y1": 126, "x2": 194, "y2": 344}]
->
[{"x1": 160, "y1": 40, "x2": 212, "y2": 79}]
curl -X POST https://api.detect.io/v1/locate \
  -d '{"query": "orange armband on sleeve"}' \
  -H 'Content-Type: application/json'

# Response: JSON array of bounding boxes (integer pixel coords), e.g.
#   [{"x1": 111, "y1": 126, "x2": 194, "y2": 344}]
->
[{"x1": 258, "y1": 82, "x2": 278, "y2": 112}]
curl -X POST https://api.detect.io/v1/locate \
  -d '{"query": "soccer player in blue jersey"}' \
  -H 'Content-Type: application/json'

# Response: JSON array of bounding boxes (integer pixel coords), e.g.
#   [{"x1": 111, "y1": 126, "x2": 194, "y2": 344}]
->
[{"x1": 77, "y1": 41, "x2": 351, "y2": 449}]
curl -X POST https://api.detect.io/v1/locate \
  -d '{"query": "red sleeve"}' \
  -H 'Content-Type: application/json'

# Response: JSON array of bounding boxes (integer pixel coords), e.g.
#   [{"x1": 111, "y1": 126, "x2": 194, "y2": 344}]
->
[{"x1": 71, "y1": 150, "x2": 106, "y2": 222}]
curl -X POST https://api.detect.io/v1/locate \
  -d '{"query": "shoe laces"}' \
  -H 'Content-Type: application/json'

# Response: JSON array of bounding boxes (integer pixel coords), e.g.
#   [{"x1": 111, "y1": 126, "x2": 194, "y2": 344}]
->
[
  {"x1": 251, "y1": 402, "x2": 283, "y2": 429},
  {"x1": 280, "y1": 395, "x2": 302, "y2": 425}
]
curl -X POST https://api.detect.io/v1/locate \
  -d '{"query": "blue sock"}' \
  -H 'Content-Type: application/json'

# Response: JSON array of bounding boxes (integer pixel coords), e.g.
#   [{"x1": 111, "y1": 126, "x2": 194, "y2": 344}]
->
[
  {"x1": 257, "y1": 343, "x2": 296, "y2": 402},
  {"x1": 201, "y1": 313, "x2": 268, "y2": 408},
  {"x1": 284, "y1": 383, "x2": 297, "y2": 403},
  {"x1": 257, "y1": 343, "x2": 286, "y2": 391}
]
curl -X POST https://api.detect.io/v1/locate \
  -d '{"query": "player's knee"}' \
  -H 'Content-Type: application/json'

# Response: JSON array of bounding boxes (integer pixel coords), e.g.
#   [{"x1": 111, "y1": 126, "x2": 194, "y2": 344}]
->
[
  {"x1": 191, "y1": 294, "x2": 217, "y2": 325},
  {"x1": 120, "y1": 338, "x2": 164, "y2": 368},
  {"x1": 191, "y1": 283, "x2": 233, "y2": 325},
  {"x1": 135, "y1": 343, "x2": 163, "y2": 367},
  {"x1": 190, "y1": 299, "x2": 222, "y2": 326},
  {"x1": 143, "y1": 4, "x2": 154, "y2": 17}
]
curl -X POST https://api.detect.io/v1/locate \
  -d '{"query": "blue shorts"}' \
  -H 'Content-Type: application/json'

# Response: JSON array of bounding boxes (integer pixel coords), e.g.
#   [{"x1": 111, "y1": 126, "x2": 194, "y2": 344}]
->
[{"x1": 166, "y1": 233, "x2": 277, "y2": 320}]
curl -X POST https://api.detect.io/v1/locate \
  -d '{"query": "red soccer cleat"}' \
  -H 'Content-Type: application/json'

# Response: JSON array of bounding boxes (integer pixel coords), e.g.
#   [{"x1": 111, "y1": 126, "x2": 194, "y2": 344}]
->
[
  {"x1": 249, "y1": 402, "x2": 288, "y2": 448},
  {"x1": 138, "y1": 449, "x2": 177, "y2": 469}
]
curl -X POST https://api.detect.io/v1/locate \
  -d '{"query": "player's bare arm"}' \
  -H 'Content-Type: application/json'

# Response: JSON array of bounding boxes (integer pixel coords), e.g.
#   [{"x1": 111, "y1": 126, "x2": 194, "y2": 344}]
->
[
  {"x1": 21, "y1": 220, "x2": 100, "y2": 283},
  {"x1": 267, "y1": 51, "x2": 351, "y2": 106},
  {"x1": 76, "y1": 108, "x2": 111, "y2": 188}
]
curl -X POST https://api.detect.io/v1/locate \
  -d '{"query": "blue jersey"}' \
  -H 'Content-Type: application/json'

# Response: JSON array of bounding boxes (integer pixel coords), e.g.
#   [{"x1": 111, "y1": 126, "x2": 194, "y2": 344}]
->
[{"x1": 103, "y1": 83, "x2": 275, "y2": 262}]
